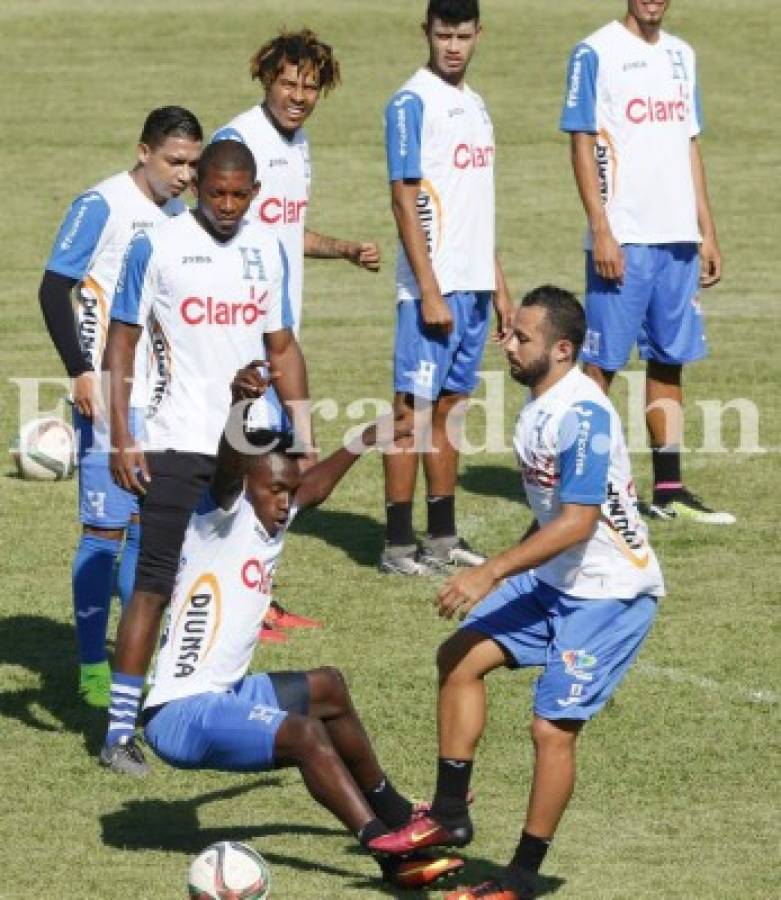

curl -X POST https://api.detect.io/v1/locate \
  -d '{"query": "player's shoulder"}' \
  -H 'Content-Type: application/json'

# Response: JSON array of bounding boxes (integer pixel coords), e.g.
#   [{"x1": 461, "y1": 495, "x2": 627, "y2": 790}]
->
[
  {"x1": 564, "y1": 370, "x2": 617, "y2": 420},
  {"x1": 659, "y1": 29, "x2": 696, "y2": 57},
  {"x1": 213, "y1": 105, "x2": 257, "y2": 141},
  {"x1": 387, "y1": 68, "x2": 429, "y2": 108},
  {"x1": 576, "y1": 19, "x2": 626, "y2": 55}
]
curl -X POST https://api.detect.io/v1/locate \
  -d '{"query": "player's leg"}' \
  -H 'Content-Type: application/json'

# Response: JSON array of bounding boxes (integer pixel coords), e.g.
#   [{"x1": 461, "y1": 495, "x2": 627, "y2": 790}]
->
[
  {"x1": 116, "y1": 512, "x2": 141, "y2": 610},
  {"x1": 640, "y1": 243, "x2": 734, "y2": 523}
]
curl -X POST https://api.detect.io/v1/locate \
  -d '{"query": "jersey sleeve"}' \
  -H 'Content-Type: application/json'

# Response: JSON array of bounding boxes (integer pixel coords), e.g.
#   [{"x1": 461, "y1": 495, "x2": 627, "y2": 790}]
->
[
  {"x1": 192, "y1": 488, "x2": 244, "y2": 538},
  {"x1": 210, "y1": 126, "x2": 246, "y2": 145},
  {"x1": 691, "y1": 61, "x2": 704, "y2": 136},
  {"x1": 110, "y1": 232, "x2": 155, "y2": 327},
  {"x1": 557, "y1": 402, "x2": 611, "y2": 505},
  {"x1": 265, "y1": 240, "x2": 292, "y2": 332},
  {"x1": 559, "y1": 44, "x2": 599, "y2": 133},
  {"x1": 385, "y1": 91, "x2": 424, "y2": 182},
  {"x1": 45, "y1": 191, "x2": 110, "y2": 280}
]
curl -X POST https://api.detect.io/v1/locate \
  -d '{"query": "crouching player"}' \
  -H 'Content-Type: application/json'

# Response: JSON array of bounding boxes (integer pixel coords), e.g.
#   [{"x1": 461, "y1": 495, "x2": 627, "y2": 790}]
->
[{"x1": 140, "y1": 364, "x2": 464, "y2": 890}]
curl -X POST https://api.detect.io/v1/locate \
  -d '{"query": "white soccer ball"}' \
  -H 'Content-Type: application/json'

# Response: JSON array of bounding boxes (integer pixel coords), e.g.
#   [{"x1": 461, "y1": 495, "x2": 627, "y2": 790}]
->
[
  {"x1": 12, "y1": 416, "x2": 76, "y2": 481},
  {"x1": 188, "y1": 841, "x2": 271, "y2": 899}
]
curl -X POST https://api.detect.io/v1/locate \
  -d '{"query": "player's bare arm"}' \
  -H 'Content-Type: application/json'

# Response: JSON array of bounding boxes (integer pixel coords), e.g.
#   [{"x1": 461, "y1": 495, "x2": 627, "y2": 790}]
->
[
  {"x1": 390, "y1": 178, "x2": 453, "y2": 333},
  {"x1": 105, "y1": 320, "x2": 149, "y2": 494},
  {"x1": 690, "y1": 138, "x2": 722, "y2": 288},
  {"x1": 263, "y1": 327, "x2": 312, "y2": 450},
  {"x1": 570, "y1": 132, "x2": 624, "y2": 282},
  {"x1": 492, "y1": 255, "x2": 513, "y2": 344},
  {"x1": 303, "y1": 228, "x2": 381, "y2": 272},
  {"x1": 436, "y1": 503, "x2": 600, "y2": 619}
]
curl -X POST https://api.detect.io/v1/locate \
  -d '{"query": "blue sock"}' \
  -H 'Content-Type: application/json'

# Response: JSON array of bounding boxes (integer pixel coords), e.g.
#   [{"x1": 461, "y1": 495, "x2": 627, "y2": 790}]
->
[
  {"x1": 118, "y1": 522, "x2": 141, "y2": 611},
  {"x1": 72, "y1": 534, "x2": 120, "y2": 665},
  {"x1": 106, "y1": 672, "x2": 144, "y2": 747}
]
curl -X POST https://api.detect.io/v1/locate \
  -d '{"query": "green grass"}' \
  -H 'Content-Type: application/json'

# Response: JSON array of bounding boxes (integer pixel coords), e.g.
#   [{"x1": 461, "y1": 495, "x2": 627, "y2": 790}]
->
[{"x1": 0, "y1": 1, "x2": 778, "y2": 897}]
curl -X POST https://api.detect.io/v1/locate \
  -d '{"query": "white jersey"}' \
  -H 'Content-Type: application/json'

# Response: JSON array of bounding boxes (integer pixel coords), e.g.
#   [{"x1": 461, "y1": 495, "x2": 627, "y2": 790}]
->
[
  {"x1": 145, "y1": 491, "x2": 297, "y2": 707},
  {"x1": 212, "y1": 108, "x2": 310, "y2": 333},
  {"x1": 560, "y1": 21, "x2": 702, "y2": 246},
  {"x1": 514, "y1": 367, "x2": 664, "y2": 600},
  {"x1": 45, "y1": 170, "x2": 185, "y2": 409},
  {"x1": 111, "y1": 212, "x2": 290, "y2": 456},
  {"x1": 385, "y1": 67, "x2": 496, "y2": 301}
]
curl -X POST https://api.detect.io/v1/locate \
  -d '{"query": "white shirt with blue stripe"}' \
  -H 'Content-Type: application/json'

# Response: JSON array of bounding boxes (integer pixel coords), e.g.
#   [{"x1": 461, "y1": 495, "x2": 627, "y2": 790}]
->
[
  {"x1": 514, "y1": 367, "x2": 665, "y2": 600},
  {"x1": 111, "y1": 212, "x2": 291, "y2": 456},
  {"x1": 384, "y1": 67, "x2": 496, "y2": 301},
  {"x1": 560, "y1": 21, "x2": 703, "y2": 246}
]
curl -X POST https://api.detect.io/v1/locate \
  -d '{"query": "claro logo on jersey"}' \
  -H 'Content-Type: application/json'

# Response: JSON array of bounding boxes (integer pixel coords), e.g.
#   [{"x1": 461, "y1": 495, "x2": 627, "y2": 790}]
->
[
  {"x1": 626, "y1": 85, "x2": 690, "y2": 124},
  {"x1": 241, "y1": 558, "x2": 272, "y2": 594},
  {"x1": 180, "y1": 288, "x2": 269, "y2": 325},
  {"x1": 260, "y1": 196, "x2": 308, "y2": 224},
  {"x1": 171, "y1": 573, "x2": 222, "y2": 678},
  {"x1": 453, "y1": 143, "x2": 495, "y2": 169}
]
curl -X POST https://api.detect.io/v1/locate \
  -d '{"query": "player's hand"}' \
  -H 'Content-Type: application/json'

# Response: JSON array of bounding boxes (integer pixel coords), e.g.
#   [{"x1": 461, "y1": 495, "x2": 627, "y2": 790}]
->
[
  {"x1": 699, "y1": 236, "x2": 722, "y2": 288},
  {"x1": 230, "y1": 360, "x2": 277, "y2": 404},
  {"x1": 421, "y1": 294, "x2": 454, "y2": 334},
  {"x1": 348, "y1": 241, "x2": 381, "y2": 273},
  {"x1": 435, "y1": 564, "x2": 498, "y2": 620},
  {"x1": 110, "y1": 440, "x2": 150, "y2": 496},
  {"x1": 71, "y1": 371, "x2": 100, "y2": 419},
  {"x1": 492, "y1": 294, "x2": 514, "y2": 346},
  {"x1": 592, "y1": 229, "x2": 624, "y2": 282}
]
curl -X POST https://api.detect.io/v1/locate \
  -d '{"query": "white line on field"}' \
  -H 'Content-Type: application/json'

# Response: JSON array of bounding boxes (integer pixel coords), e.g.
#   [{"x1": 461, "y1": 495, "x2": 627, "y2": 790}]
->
[{"x1": 637, "y1": 662, "x2": 779, "y2": 706}]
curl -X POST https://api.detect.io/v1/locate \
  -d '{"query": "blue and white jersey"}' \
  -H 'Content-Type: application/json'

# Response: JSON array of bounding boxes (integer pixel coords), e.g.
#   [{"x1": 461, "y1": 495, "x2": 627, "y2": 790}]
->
[
  {"x1": 45, "y1": 171, "x2": 185, "y2": 407},
  {"x1": 145, "y1": 490, "x2": 297, "y2": 707},
  {"x1": 385, "y1": 67, "x2": 496, "y2": 301},
  {"x1": 111, "y1": 212, "x2": 290, "y2": 456},
  {"x1": 514, "y1": 367, "x2": 664, "y2": 600},
  {"x1": 560, "y1": 21, "x2": 702, "y2": 246},
  {"x1": 212, "y1": 108, "x2": 310, "y2": 333}
]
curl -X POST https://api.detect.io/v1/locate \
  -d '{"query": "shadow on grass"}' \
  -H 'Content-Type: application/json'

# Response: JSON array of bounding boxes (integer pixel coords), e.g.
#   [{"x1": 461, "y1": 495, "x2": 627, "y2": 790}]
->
[
  {"x1": 290, "y1": 507, "x2": 384, "y2": 568},
  {"x1": 0, "y1": 614, "x2": 106, "y2": 755},
  {"x1": 459, "y1": 464, "x2": 527, "y2": 506}
]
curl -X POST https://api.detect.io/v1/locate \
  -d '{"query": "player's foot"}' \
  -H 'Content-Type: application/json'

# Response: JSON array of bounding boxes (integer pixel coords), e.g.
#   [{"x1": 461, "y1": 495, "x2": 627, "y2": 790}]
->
[
  {"x1": 265, "y1": 600, "x2": 323, "y2": 629},
  {"x1": 418, "y1": 535, "x2": 486, "y2": 569},
  {"x1": 79, "y1": 660, "x2": 111, "y2": 708},
  {"x1": 645, "y1": 487, "x2": 736, "y2": 525},
  {"x1": 378, "y1": 543, "x2": 441, "y2": 576},
  {"x1": 445, "y1": 878, "x2": 535, "y2": 900},
  {"x1": 381, "y1": 852, "x2": 465, "y2": 889},
  {"x1": 367, "y1": 812, "x2": 473, "y2": 855},
  {"x1": 412, "y1": 788, "x2": 475, "y2": 815},
  {"x1": 99, "y1": 735, "x2": 150, "y2": 777},
  {"x1": 258, "y1": 622, "x2": 288, "y2": 644}
]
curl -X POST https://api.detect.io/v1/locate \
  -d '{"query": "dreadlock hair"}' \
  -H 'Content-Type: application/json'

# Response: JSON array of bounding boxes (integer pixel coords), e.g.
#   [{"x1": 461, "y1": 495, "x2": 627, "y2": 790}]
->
[{"x1": 250, "y1": 29, "x2": 341, "y2": 96}]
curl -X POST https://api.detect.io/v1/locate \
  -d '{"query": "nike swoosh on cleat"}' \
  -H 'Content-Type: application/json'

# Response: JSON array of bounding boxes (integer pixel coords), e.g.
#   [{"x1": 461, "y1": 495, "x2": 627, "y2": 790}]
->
[
  {"x1": 410, "y1": 825, "x2": 443, "y2": 843},
  {"x1": 76, "y1": 606, "x2": 104, "y2": 619}
]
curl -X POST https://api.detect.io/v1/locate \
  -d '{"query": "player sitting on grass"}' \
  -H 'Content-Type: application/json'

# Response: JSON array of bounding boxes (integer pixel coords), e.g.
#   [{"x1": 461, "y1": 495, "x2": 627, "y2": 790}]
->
[{"x1": 137, "y1": 363, "x2": 464, "y2": 890}]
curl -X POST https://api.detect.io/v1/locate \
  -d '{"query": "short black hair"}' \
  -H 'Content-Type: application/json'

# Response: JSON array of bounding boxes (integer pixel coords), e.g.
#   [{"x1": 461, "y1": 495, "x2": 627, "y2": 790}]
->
[
  {"x1": 521, "y1": 285, "x2": 586, "y2": 358},
  {"x1": 244, "y1": 428, "x2": 306, "y2": 460},
  {"x1": 196, "y1": 139, "x2": 256, "y2": 183},
  {"x1": 426, "y1": 0, "x2": 480, "y2": 26},
  {"x1": 139, "y1": 106, "x2": 202, "y2": 149}
]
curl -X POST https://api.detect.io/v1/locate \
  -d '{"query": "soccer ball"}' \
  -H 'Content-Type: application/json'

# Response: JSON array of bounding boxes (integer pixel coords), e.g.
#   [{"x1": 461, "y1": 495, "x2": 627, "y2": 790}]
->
[
  {"x1": 188, "y1": 841, "x2": 271, "y2": 899},
  {"x1": 11, "y1": 416, "x2": 75, "y2": 481}
]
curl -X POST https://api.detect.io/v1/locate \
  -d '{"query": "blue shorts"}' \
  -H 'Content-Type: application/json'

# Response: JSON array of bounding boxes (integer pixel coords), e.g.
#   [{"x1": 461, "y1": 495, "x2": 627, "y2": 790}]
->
[
  {"x1": 462, "y1": 573, "x2": 658, "y2": 721},
  {"x1": 394, "y1": 291, "x2": 491, "y2": 400},
  {"x1": 144, "y1": 674, "x2": 293, "y2": 772},
  {"x1": 74, "y1": 407, "x2": 142, "y2": 528},
  {"x1": 581, "y1": 243, "x2": 707, "y2": 370}
]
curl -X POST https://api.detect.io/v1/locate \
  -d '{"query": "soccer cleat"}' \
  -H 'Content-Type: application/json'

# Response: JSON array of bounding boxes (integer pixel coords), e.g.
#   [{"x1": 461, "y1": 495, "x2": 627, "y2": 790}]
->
[
  {"x1": 99, "y1": 735, "x2": 150, "y2": 777},
  {"x1": 418, "y1": 535, "x2": 486, "y2": 569},
  {"x1": 445, "y1": 880, "x2": 534, "y2": 900},
  {"x1": 367, "y1": 813, "x2": 473, "y2": 855},
  {"x1": 378, "y1": 543, "x2": 442, "y2": 576},
  {"x1": 258, "y1": 623, "x2": 288, "y2": 644},
  {"x1": 646, "y1": 487, "x2": 736, "y2": 525},
  {"x1": 381, "y1": 852, "x2": 465, "y2": 889},
  {"x1": 265, "y1": 600, "x2": 323, "y2": 629},
  {"x1": 79, "y1": 660, "x2": 111, "y2": 708}
]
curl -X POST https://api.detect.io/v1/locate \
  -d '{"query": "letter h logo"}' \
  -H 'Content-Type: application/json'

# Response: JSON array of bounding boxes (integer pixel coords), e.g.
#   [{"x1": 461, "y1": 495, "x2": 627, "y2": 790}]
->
[
  {"x1": 239, "y1": 246, "x2": 266, "y2": 282},
  {"x1": 665, "y1": 49, "x2": 688, "y2": 81}
]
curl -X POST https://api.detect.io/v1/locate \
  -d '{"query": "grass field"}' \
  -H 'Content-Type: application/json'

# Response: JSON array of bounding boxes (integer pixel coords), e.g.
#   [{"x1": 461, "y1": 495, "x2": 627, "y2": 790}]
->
[{"x1": 0, "y1": 1, "x2": 779, "y2": 897}]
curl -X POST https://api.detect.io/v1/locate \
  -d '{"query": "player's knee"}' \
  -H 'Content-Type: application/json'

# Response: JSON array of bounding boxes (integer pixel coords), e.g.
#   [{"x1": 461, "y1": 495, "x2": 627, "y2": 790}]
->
[
  {"x1": 280, "y1": 714, "x2": 330, "y2": 762},
  {"x1": 531, "y1": 716, "x2": 581, "y2": 750},
  {"x1": 127, "y1": 589, "x2": 169, "y2": 615},
  {"x1": 437, "y1": 632, "x2": 474, "y2": 684},
  {"x1": 312, "y1": 666, "x2": 350, "y2": 707}
]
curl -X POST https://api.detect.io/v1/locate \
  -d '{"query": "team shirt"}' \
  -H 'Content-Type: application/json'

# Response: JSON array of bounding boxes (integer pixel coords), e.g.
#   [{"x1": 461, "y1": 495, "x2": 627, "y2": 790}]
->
[
  {"x1": 45, "y1": 171, "x2": 185, "y2": 410},
  {"x1": 145, "y1": 491, "x2": 297, "y2": 707},
  {"x1": 385, "y1": 67, "x2": 496, "y2": 301},
  {"x1": 111, "y1": 212, "x2": 291, "y2": 456},
  {"x1": 560, "y1": 21, "x2": 702, "y2": 246},
  {"x1": 514, "y1": 367, "x2": 664, "y2": 600},
  {"x1": 212, "y1": 108, "x2": 310, "y2": 333}
]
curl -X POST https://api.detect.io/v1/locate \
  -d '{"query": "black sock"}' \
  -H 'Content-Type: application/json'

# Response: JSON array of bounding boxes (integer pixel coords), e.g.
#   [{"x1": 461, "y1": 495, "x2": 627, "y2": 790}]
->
[
  {"x1": 365, "y1": 776, "x2": 414, "y2": 829},
  {"x1": 426, "y1": 495, "x2": 455, "y2": 538},
  {"x1": 386, "y1": 501, "x2": 415, "y2": 546},
  {"x1": 358, "y1": 817, "x2": 387, "y2": 848},
  {"x1": 508, "y1": 830, "x2": 551, "y2": 875},
  {"x1": 429, "y1": 757, "x2": 472, "y2": 826},
  {"x1": 651, "y1": 446, "x2": 682, "y2": 497}
]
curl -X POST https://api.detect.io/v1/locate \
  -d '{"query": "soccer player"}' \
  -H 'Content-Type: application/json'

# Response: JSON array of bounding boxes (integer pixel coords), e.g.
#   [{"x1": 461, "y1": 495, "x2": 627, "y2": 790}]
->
[
  {"x1": 141, "y1": 365, "x2": 464, "y2": 891},
  {"x1": 38, "y1": 106, "x2": 202, "y2": 707},
  {"x1": 370, "y1": 287, "x2": 664, "y2": 900},
  {"x1": 99, "y1": 139, "x2": 311, "y2": 775},
  {"x1": 380, "y1": 0, "x2": 513, "y2": 576},
  {"x1": 560, "y1": 0, "x2": 734, "y2": 524}
]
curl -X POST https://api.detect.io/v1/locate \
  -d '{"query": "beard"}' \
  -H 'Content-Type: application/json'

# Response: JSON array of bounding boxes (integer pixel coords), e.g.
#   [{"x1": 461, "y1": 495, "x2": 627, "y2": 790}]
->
[{"x1": 509, "y1": 353, "x2": 551, "y2": 388}]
